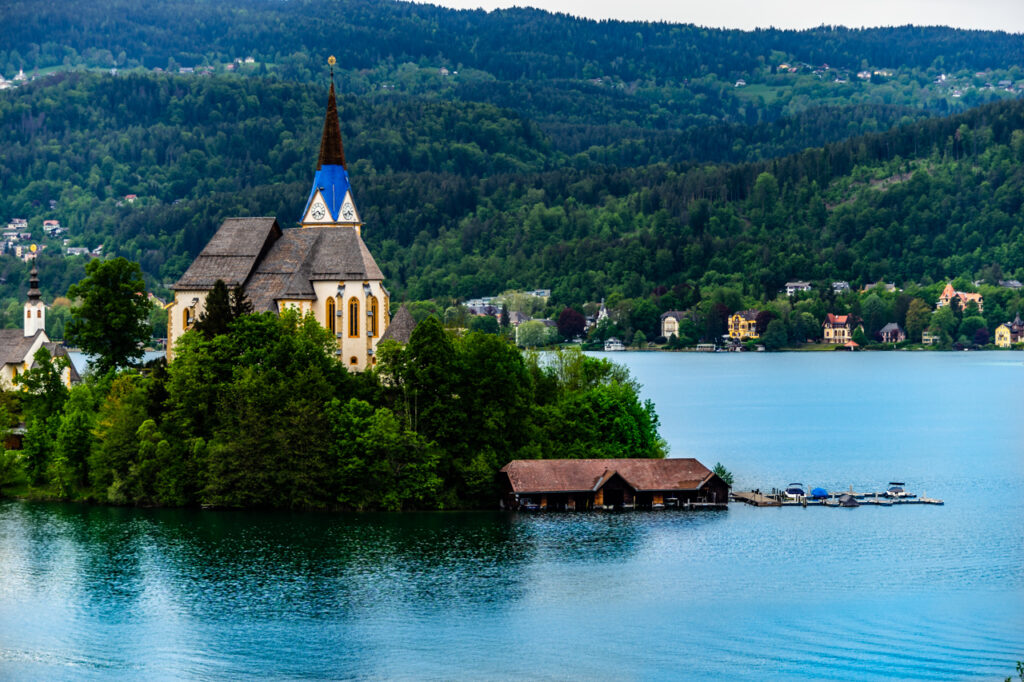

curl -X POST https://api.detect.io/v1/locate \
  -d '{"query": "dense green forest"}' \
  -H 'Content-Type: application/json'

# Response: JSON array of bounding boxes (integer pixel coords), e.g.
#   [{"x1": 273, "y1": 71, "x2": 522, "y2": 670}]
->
[
  {"x1": 0, "y1": 306, "x2": 664, "y2": 510},
  {"x1": 0, "y1": 0, "x2": 1022, "y2": 335}
]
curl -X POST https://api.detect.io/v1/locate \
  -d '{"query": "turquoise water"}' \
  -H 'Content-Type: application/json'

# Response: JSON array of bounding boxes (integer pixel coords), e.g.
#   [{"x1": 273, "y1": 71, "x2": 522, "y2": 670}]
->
[{"x1": 1, "y1": 351, "x2": 1022, "y2": 679}]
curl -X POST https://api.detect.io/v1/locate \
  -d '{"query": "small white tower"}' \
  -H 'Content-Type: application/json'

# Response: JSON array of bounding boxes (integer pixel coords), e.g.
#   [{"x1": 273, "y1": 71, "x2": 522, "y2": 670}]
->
[{"x1": 24, "y1": 266, "x2": 45, "y2": 337}]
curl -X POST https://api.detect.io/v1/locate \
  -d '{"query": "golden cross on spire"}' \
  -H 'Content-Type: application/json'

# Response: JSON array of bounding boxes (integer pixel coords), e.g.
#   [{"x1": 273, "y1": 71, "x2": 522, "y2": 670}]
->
[{"x1": 328, "y1": 55, "x2": 336, "y2": 78}]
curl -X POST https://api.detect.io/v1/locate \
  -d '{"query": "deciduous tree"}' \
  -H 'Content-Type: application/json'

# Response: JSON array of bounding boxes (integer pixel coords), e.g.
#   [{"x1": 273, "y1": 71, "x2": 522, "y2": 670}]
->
[{"x1": 66, "y1": 258, "x2": 151, "y2": 375}]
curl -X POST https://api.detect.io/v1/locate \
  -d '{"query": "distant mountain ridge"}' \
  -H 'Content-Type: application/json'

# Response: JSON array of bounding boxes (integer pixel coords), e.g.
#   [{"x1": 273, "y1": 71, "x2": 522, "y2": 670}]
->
[{"x1": 3, "y1": 0, "x2": 1022, "y2": 79}]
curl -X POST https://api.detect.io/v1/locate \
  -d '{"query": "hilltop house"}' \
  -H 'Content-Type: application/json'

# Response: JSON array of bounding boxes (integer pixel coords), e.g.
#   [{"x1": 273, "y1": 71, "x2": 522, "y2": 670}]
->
[
  {"x1": 498, "y1": 458, "x2": 729, "y2": 511},
  {"x1": 728, "y1": 310, "x2": 759, "y2": 341},
  {"x1": 168, "y1": 68, "x2": 390, "y2": 371},
  {"x1": 823, "y1": 313, "x2": 857, "y2": 344},
  {"x1": 785, "y1": 281, "x2": 812, "y2": 296},
  {"x1": 937, "y1": 283, "x2": 983, "y2": 313},
  {"x1": 994, "y1": 314, "x2": 1024, "y2": 348}
]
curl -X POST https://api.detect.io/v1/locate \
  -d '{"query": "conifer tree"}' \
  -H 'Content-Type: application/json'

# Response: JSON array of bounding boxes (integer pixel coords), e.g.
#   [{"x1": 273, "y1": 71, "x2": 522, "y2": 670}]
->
[{"x1": 194, "y1": 280, "x2": 233, "y2": 339}]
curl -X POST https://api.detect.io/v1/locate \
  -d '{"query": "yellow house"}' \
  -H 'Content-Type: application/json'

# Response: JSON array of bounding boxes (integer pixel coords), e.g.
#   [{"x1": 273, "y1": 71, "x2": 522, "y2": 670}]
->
[
  {"x1": 728, "y1": 310, "x2": 759, "y2": 340},
  {"x1": 994, "y1": 314, "x2": 1023, "y2": 347},
  {"x1": 995, "y1": 324, "x2": 1012, "y2": 347}
]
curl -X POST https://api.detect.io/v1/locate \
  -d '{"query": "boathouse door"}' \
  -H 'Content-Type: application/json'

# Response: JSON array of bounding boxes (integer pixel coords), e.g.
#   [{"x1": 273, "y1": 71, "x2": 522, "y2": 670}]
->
[{"x1": 599, "y1": 473, "x2": 633, "y2": 508}]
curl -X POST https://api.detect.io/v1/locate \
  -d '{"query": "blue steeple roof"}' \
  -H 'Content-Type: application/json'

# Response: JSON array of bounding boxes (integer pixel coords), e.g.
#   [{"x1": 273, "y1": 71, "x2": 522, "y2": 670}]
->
[
  {"x1": 301, "y1": 76, "x2": 357, "y2": 224},
  {"x1": 303, "y1": 164, "x2": 352, "y2": 222}
]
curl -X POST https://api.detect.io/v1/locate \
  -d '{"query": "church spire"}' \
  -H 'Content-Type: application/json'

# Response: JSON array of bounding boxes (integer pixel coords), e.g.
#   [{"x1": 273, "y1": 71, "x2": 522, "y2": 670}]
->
[
  {"x1": 300, "y1": 56, "x2": 361, "y2": 230},
  {"x1": 317, "y1": 77, "x2": 346, "y2": 170}
]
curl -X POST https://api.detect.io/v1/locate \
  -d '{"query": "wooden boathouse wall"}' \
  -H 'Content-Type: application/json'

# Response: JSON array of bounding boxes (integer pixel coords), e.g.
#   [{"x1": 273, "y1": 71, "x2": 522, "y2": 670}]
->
[{"x1": 497, "y1": 458, "x2": 729, "y2": 511}]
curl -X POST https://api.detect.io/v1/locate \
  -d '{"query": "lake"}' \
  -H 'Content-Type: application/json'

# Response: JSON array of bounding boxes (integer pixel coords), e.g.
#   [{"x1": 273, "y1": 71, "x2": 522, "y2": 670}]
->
[{"x1": 1, "y1": 351, "x2": 1022, "y2": 679}]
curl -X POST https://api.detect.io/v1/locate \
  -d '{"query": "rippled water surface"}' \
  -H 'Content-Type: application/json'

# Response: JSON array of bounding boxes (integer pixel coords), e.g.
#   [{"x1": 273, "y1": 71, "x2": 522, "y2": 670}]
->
[{"x1": 1, "y1": 351, "x2": 1022, "y2": 679}]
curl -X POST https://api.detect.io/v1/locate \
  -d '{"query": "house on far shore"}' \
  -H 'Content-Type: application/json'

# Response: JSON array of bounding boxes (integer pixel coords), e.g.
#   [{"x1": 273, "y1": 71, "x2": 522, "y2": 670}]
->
[
  {"x1": 728, "y1": 310, "x2": 759, "y2": 341},
  {"x1": 785, "y1": 281, "x2": 812, "y2": 296},
  {"x1": 823, "y1": 313, "x2": 857, "y2": 344},
  {"x1": 994, "y1": 313, "x2": 1024, "y2": 348},
  {"x1": 937, "y1": 282, "x2": 983, "y2": 313},
  {"x1": 879, "y1": 322, "x2": 906, "y2": 344},
  {"x1": 660, "y1": 310, "x2": 688, "y2": 339},
  {"x1": 604, "y1": 337, "x2": 625, "y2": 351},
  {"x1": 497, "y1": 458, "x2": 730, "y2": 511},
  {"x1": 922, "y1": 331, "x2": 942, "y2": 346}
]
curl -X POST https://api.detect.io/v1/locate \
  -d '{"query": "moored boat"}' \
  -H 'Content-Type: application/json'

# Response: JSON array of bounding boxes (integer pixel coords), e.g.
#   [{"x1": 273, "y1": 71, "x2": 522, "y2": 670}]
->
[{"x1": 784, "y1": 483, "x2": 806, "y2": 499}]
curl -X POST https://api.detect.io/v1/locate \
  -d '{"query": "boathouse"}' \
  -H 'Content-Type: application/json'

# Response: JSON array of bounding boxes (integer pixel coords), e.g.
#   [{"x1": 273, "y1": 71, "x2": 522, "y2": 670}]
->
[{"x1": 497, "y1": 458, "x2": 729, "y2": 511}]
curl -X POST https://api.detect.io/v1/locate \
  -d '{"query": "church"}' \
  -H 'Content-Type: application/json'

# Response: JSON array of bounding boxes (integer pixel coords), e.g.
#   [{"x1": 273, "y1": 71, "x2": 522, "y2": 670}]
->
[
  {"x1": 0, "y1": 266, "x2": 79, "y2": 388},
  {"x1": 168, "y1": 64, "x2": 391, "y2": 370}
]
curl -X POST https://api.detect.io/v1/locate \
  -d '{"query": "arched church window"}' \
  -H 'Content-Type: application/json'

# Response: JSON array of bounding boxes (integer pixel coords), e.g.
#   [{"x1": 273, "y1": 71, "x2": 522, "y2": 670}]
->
[
  {"x1": 184, "y1": 308, "x2": 193, "y2": 329},
  {"x1": 26, "y1": 310, "x2": 30, "y2": 319},
  {"x1": 36, "y1": 310, "x2": 41, "y2": 318},
  {"x1": 326, "y1": 297, "x2": 336, "y2": 334},
  {"x1": 368, "y1": 295, "x2": 378, "y2": 337},
  {"x1": 348, "y1": 298, "x2": 359, "y2": 337},
  {"x1": 349, "y1": 356, "x2": 358, "y2": 365}
]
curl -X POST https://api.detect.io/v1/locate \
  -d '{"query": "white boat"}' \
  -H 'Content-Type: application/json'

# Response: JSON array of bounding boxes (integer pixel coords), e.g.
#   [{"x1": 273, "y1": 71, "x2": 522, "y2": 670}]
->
[{"x1": 783, "y1": 483, "x2": 806, "y2": 500}]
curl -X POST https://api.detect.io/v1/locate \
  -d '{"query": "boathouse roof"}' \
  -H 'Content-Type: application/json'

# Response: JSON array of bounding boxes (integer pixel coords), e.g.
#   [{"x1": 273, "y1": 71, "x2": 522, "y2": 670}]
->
[{"x1": 499, "y1": 458, "x2": 718, "y2": 494}]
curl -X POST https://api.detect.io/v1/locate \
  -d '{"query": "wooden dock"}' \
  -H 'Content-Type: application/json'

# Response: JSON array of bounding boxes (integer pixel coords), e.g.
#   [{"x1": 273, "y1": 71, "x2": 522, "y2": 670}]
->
[
  {"x1": 733, "y1": 490, "x2": 943, "y2": 507},
  {"x1": 732, "y1": 491, "x2": 782, "y2": 507}
]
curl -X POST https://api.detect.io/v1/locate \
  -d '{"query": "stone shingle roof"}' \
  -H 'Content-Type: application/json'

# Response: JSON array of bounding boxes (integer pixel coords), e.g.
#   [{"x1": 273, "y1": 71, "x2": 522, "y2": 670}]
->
[
  {"x1": 379, "y1": 304, "x2": 416, "y2": 344},
  {"x1": 245, "y1": 227, "x2": 385, "y2": 312},
  {"x1": 173, "y1": 217, "x2": 384, "y2": 313},
  {"x1": 0, "y1": 329, "x2": 43, "y2": 365},
  {"x1": 172, "y1": 217, "x2": 281, "y2": 290}
]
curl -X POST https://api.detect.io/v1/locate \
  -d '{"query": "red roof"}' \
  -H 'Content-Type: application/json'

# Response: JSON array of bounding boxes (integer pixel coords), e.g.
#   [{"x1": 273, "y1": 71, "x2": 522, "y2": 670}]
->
[
  {"x1": 824, "y1": 313, "x2": 850, "y2": 325},
  {"x1": 499, "y1": 458, "x2": 715, "y2": 493}
]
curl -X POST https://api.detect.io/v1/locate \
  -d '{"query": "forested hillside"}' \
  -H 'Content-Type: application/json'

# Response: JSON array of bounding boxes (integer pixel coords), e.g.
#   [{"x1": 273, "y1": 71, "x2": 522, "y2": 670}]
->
[{"x1": 0, "y1": 0, "x2": 1023, "y2": 330}]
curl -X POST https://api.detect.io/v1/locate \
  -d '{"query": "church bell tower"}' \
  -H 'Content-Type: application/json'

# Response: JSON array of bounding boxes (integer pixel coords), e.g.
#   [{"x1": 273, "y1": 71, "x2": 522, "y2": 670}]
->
[
  {"x1": 300, "y1": 56, "x2": 363, "y2": 232},
  {"x1": 24, "y1": 266, "x2": 45, "y2": 337}
]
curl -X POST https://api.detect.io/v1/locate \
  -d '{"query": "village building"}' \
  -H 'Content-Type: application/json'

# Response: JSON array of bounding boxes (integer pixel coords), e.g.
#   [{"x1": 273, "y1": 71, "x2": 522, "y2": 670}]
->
[
  {"x1": 922, "y1": 331, "x2": 942, "y2": 346},
  {"x1": 604, "y1": 337, "x2": 625, "y2": 351},
  {"x1": 879, "y1": 322, "x2": 906, "y2": 344},
  {"x1": 0, "y1": 267, "x2": 78, "y2": 388},
  {"x1": 659, "y1": 310, "x2": 688, "y2": 339},
  {"x1": 728, "y1": 309, "x2": 759, "y2": 341},
  {"x1": 861, "y1": 280, "x2": 898, "y2": 293},
  {"x1": 994, "y1": 313, "x2": 1024, "y2": 348},
  {"x1": 785, "y1": 281, "x2": 812, "y2": 296},
  {"x1": 937, "y1": 282, "x2": 983, "y2": 313},
  {"x1": 498, "y1": 458, "x2": 729, "y2": 511},
  {"x1": 786, "y1": 278, "x2": 811, "y2": 294},
  {"x1": 822, "y1": 313, "x2": 857, "y2": 344},
  {"x1": 168, "y1": 65, "x2": 390, "y2": 370}
]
